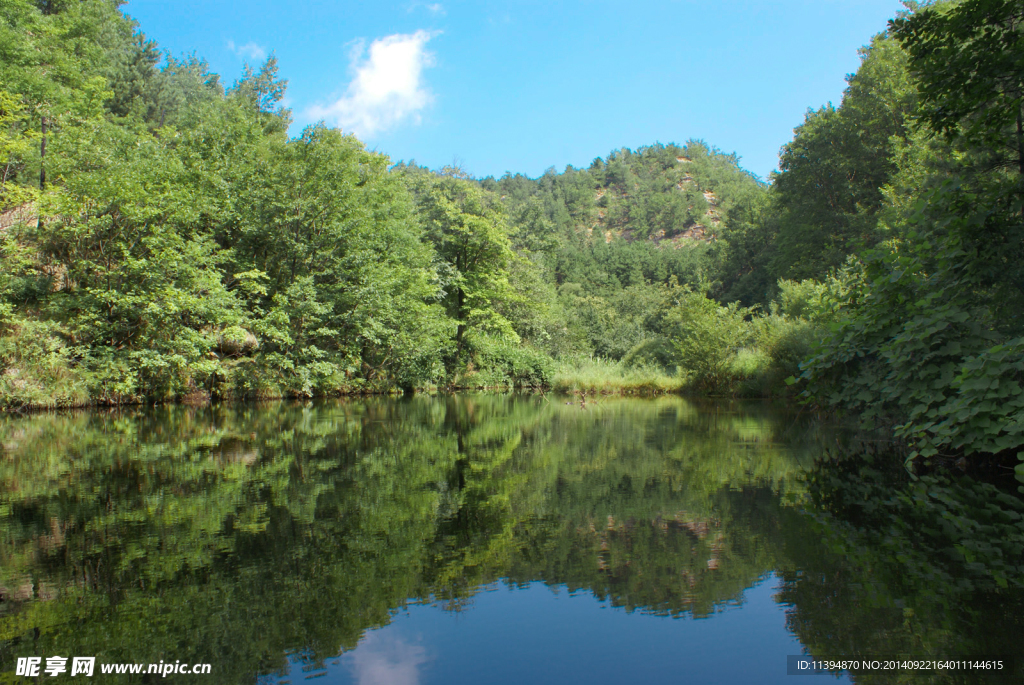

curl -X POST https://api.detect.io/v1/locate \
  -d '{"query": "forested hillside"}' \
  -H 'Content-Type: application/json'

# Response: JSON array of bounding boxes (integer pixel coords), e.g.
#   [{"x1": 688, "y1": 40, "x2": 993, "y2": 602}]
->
[{"x1": 1, "y1": 0, "x2": 1022, "y2": 473}]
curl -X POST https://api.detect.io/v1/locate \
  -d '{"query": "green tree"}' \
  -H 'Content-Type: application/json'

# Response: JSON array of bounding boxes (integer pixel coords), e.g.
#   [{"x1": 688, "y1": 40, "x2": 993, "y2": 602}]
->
[
  {"x1": 892, "y1": 0, "x2": 1024, "y2": 311},
  {"x1": 414, "y1": 174, "x2": 517, "y2": 368},
  {"x1": 771, "y1": 34, "x2": 916, "y2": 280},
  {"x1": 797, "y1": 2, "x2": 1024, "y2": 471},
  {"x1": 892, "y1": 0, "x2": 1024, "y2": 178}
]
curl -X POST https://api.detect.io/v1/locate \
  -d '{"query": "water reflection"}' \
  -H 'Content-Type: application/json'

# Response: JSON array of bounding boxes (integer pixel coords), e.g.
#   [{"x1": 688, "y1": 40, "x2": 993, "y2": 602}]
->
[
  {"x1": 343, "y1": 633, "x2": 428, "y2": 685},
  {"x1": 0, "y1": 395, "x2": 1020, "y2": 683}
]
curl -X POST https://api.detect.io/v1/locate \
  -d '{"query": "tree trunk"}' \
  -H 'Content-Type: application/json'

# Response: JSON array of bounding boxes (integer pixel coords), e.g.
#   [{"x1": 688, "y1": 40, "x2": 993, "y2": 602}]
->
[
  {"x1": 1018, "y1": 107, "x2": 1023, "y2": 218},
  {"x1": 455, "y1": 287, "x2": 466, "y2": 357},
  {"x1": 1017, "y1": 107, "x2": 1024, "y2": 176},
  {"x1": 39, "y1": 116, "x2": 46, "y2": 190}
]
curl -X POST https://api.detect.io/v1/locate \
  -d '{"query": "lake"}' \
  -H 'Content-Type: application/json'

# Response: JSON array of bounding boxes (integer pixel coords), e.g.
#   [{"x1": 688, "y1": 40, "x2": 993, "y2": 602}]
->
[{"x1": 1, "y1": 395, "x2": 1021, "y2": 683}]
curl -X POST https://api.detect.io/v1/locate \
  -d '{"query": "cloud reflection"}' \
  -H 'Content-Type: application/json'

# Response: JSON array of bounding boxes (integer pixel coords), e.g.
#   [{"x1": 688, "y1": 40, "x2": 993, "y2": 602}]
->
[{"x1": 345, "y1": 632, "x2": 428, "y2": 685}]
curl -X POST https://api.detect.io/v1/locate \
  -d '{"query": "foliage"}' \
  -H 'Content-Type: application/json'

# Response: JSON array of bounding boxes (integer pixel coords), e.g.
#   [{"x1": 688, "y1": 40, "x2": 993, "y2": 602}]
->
[
  {"x1": 487, "y1": 140, "x2": 768, "y2": 360},
  {"x1": 666, "y1": 287, "x2": 753, "y2": 393},
  {"x1": 409, "y1": 172, "x2": 517, "y2": 370},
  {"x1": 798, "y1": 203, "x2": 1024, "y2": 465},
  {"x1": 455, "y1": 334, "x2": 554, "y2": 388},
  {"x1": 892, "y1": 0, "x2": 1024, "y2": 177},
  {"x1": 0, "y1": 316, "x2": 88, "y2": 409},
  {"x1": 0, "y1": 0, "x2": 449, "y2": 403},
  {"x1": 0, "y1": 89, "x2": 37, "y2": 209},
  {"x1": 770, "y1": 33, "x2": 916, "y2": 281},
  {"x1": 795, "y1": 1, "x2": 1024, "y2": 474},
  {"x1": 621, "y1": 336, "x2": 678, "y2": 371},
  {"x1": 774, "y1": 278, "x2": 831, "y2": 322}
]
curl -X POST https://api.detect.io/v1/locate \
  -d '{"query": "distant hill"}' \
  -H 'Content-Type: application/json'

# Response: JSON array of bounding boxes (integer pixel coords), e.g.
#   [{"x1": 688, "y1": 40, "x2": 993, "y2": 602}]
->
[{"x1": 485, "y1": 140, "x2": 765, "y2": 248}]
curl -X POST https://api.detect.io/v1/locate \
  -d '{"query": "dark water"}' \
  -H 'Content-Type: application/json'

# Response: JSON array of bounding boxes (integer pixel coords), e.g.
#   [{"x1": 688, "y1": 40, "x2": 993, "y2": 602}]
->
[{"x1": 1, "y1": 395, "x2": 1022, "y2": 684}]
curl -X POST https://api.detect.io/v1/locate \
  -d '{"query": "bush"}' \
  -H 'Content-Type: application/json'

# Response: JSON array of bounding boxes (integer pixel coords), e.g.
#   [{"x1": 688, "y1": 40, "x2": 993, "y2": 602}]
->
[
  {"x1": 217, "y1": 326, "x2": 260, "y2": 356},
  {"x1": 775, "y1": 278, "x2": 830, "y2": 321},
  {"x1": 622, "y1": 337, "x2": 677, "y2": 372},
  {"x1": 458, "y1": 334, "x2": 554, "y2": 388},
  {"x1": 648, "y1": 282, "x2": 827, "y2": 398},
  {"x1": 726, "y1": 315, "x2": 821, "y2": 397},
  {"x1": 797, "y1": 236, "x2": 1024, "y2": 467},
  {"x1": 756, "y1": 315, "x2": 818, "y2": 375},
  {"x1": 667, "y1": 288, "x2": 752, "y2": 393},
  {"x1": 0, "y1": 317, "x2": 90, "y2": 409}
]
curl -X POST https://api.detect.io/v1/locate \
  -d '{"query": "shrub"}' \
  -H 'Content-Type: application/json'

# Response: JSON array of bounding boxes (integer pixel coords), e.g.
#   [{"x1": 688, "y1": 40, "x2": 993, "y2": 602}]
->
[
  {"x1": 775, "y1": 278, "x2": 829, "y2": 321},
  {"x1": 0, "y1": 317, "x2": 90, "y2": 409},
  {"x1": 667, "y1": 289, "x2": 752, "y2": 393},
  {"x1": 622, "y1": 337, "x2": 677, "y2": 372},
  {"x1": 459, "y1": 334, "x2": 554, "y2": 388}
]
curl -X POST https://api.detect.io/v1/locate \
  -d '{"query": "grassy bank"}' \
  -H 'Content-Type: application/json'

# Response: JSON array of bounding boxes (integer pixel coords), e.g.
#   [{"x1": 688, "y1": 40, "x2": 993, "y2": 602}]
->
[{"x1": 0, "y1": 324, "x2": 815, "y2": 411}]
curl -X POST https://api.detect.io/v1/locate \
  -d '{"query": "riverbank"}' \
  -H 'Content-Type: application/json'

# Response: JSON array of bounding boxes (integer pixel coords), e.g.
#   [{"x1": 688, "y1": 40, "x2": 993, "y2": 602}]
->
[{"x1": 1, "y1": 347, "x2": 806, "y2": 412}]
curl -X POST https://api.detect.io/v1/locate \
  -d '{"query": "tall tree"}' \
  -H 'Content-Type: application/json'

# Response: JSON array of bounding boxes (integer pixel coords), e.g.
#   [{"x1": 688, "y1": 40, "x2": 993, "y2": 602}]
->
[
  {"x1": 414, "y1": 174, "x2": 517, "y2": 366},
  {"x1": 892, "y1": 0, "x2": 1024, "y2": 178},
  {"x1": 771, "y1": 34, "x2": 916, "y2": 280},
  {"x1": 892, "y1": 0, "x2": 1024, "y2": 312}
]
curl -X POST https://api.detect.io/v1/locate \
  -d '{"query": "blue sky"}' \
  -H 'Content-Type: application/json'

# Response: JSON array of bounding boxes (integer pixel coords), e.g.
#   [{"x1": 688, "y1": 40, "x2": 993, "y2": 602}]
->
[{"x1": 123, "y1": 0, "x2": 904, "y2": 181}]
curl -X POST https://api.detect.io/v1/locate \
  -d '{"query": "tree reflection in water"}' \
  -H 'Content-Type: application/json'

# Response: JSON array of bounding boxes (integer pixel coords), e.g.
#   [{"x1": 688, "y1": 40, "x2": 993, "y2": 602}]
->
[{"x1": 0, "y1": 395, "x2": 1021, "y2": 682}]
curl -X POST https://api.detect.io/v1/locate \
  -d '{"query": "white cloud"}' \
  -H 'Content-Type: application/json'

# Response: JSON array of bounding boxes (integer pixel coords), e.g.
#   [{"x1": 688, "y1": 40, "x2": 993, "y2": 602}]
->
[
  {"x1": 406, "y1": 1, "x2": 445, "y2": 15},
  {"x1": 306, "y1": 30, "x2": 436, "y2": 137},
  {"x1": 227, "y1": 40, "x2": 267, "y2": 62}
]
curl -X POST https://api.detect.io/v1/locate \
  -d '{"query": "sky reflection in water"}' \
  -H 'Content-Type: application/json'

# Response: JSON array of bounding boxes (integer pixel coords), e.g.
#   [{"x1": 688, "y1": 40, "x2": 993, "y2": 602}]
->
[{"x1": 274, "y1": 577, "x2": 846, "y2": 685}]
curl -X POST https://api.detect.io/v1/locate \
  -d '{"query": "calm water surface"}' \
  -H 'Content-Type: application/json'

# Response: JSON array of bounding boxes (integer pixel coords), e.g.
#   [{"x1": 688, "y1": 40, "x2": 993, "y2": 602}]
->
[{"x1": 1, "y1": 395, "x2": 1021, "y2": 683}]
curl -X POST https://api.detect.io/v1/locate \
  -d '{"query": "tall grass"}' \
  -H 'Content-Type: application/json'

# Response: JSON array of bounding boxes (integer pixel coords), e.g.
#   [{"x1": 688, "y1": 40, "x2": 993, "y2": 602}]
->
[{"x1": 551, "y1": 356, "x2": 683, "y2": 396}]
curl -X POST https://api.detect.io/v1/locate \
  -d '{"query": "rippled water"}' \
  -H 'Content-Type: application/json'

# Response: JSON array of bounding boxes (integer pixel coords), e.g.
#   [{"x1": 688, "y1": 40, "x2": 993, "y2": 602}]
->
[{"x1": 1, "y1": 395, "x2": 1021, "y2": 683}]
